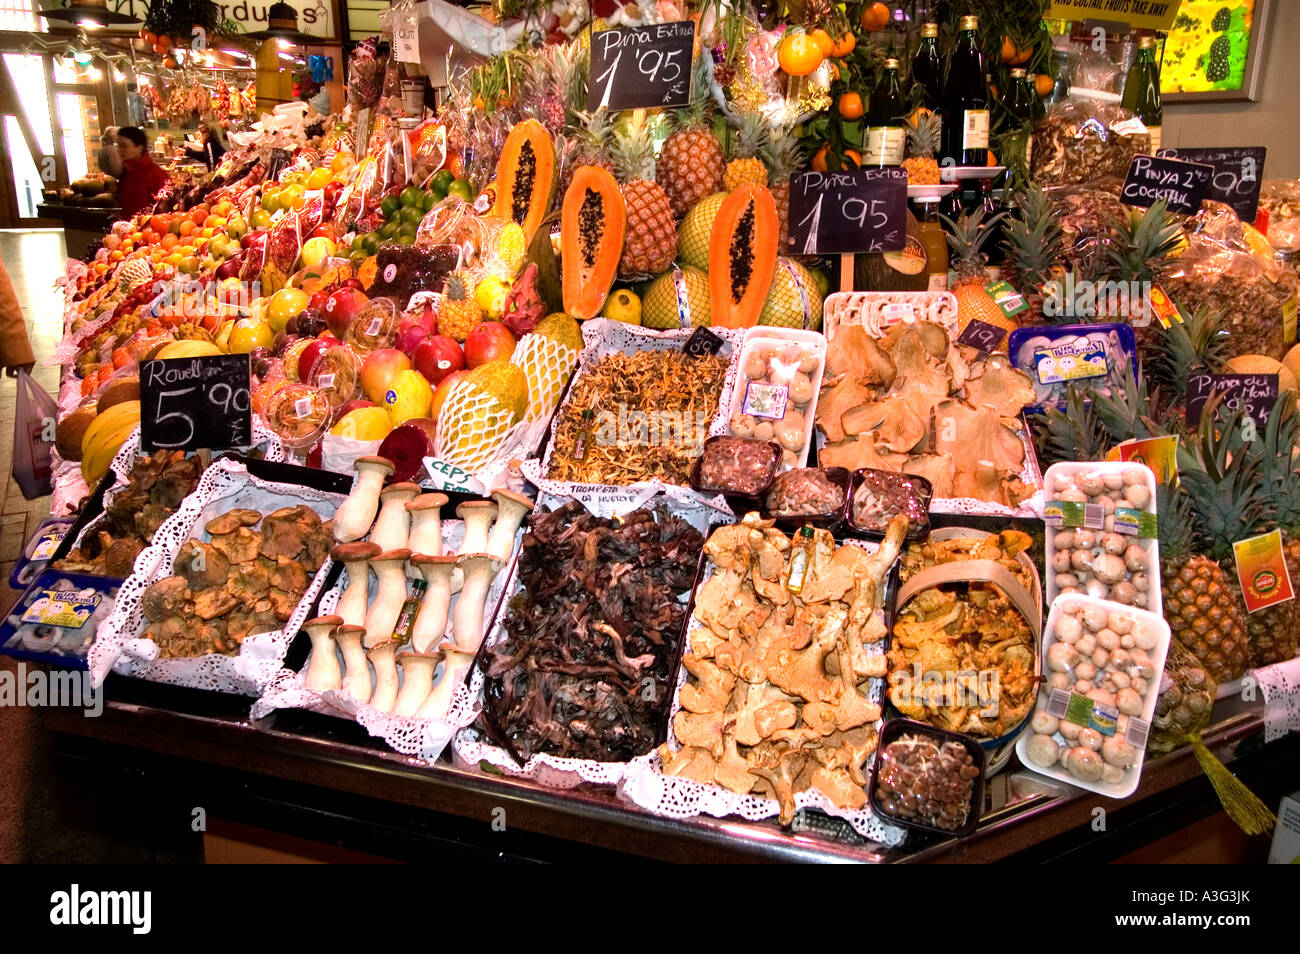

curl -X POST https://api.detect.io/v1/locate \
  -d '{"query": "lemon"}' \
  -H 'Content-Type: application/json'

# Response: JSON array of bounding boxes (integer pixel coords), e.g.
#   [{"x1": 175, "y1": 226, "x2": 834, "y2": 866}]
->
[
  {"x1": 331, "y1": 405, "x2": 393, "y2": 441},
  {"x1": 602, "y1": 288, "x2": 642, "y2": 325},
  {"x1": 475, "y1": 275, "x2": 510, "y2": 319}
]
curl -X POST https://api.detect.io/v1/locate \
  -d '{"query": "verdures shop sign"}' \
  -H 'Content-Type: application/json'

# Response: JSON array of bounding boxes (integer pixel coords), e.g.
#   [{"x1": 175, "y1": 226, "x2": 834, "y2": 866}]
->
[{"x1": 107, "y1": 0, "x2": 337, "y2": 40}]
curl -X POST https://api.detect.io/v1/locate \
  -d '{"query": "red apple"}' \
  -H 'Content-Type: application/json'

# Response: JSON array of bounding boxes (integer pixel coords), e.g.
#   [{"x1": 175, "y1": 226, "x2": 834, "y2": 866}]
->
[
  {"x1": 430, "y1": 369, "x2": 469, "y2": 424},
  {"x1": 330, "y1": 397, "x2": 376, "y2": 426},
  {"x1": 241, "y1": 228, "x2": 267, "y2": 251},
  {"x1": 360, "y1": 347, "x2": 412, "y2": 404},
  {"x1": 464, "y1": 322, "x2": 516, "y2": 369},
  {"x1": 413, "y1": 334, "x2": 465, "y2": 386},
  {"x1": 297, "y1": 334, "x2": 339, "y2": 383},
  {"x1": 323, "y1": 287, "x2": 369, "y2": 337},
  {"x1": 396, "y1": 318, "x2": 430, "y2": 357},
  {"x1": 310, "y1": 223, "x2": 335, "y2": 240},
  {"x1": 342, "y1": 278, "x2": 365, "y2": 291}
]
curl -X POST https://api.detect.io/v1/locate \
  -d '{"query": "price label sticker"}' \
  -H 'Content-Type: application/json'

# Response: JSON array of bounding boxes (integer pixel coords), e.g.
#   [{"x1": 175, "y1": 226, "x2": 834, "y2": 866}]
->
[
  {"x1": 881, "y1": 302, "x2": 915, "y2": 324},
  {"x1": 366, "y1": 316, "x2": 383, "y2": 337},
  {"x1": 317, "y1": 373, "x2": 336, "y2": 390},
  {"x1": 383, "y1": 263, "x2": 398, "y2": 284},
  {"x1": 683, "y1": 326, "x2": 724, "y2": 357},
  {"x1": 742, "y1": 382, "x2": 789, "y2": 420},
  {"x1": 958, "y1": 319, "x2": 1006, "y2": 354}
]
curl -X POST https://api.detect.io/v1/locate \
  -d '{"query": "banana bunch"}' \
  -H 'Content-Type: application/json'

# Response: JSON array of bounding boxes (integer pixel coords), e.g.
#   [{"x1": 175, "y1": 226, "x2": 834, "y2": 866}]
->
[
  {"x1": 81, "y1": 400, "x2": 141, "y2": 487},
  {"x1": 153, "y1": 340, "x2": 221, "y2": 360}
]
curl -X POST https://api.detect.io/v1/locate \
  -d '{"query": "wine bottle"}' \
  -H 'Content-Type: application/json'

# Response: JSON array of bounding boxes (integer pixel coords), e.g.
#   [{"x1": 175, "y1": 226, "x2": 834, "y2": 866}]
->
[
  {"x1": 940, "y1": 15, "x2": 990, "y2": 167},
  {"x1": 911, "y1": 22, "x2": 943, "y2": 110},
  {"x1": 1122, "y1": 35, "x2": 1163, "y2": 154},
  {"x1": 866, "y1": 58, "x2": 906, "y2": 167}
]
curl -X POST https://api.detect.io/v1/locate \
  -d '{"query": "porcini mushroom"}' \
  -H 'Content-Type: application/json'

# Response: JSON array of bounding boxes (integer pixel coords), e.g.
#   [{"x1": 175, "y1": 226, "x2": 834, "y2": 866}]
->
[
  {"x1": 362, "y1": 549, "x2": 413, "y2": 646},
  {"x1": 486, "y1": 489, "x2": 532, "y2": 561},
  {"x1": 331, "y1": 542, "x2": 381, "y2": 629},
  {"x1": 333, "y1": 456, "x2": 395, "y2": 542},
  {"x1": 415, "y1": 645, "x2": 475, "y2": 721},
  {"x1": 451, "y1": 554, "x2": 504, "y2": 652},
  {"x1": 369, "y1": 482, "x2": 420, "y2": 551},
  {"x1": 367, "y1": 639, "x2": 400, "y2": 712},
  {"x1": 302, "y1": 615, "x2": 343, "y2": 692},
  {"x1": 456, "y1": 500, "x2": 498, "y2": 556},
  {"x1": 333, "y1": 624, "x2": 371, "y2": 701},
  {"x1": 405, "y1": 492, "x2": 449, "y2": 556},
  {"x1": 393, "y1": 652, "x2": 439, "y2": 716},
  {"x1": 409, "y1": 554, "x2": 457, "y2": 654}
]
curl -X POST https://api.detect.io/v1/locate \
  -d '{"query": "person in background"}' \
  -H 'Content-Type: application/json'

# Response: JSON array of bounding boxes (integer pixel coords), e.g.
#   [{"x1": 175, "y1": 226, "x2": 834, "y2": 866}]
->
[
  {"x1": 0, "y1": 261, "x2": 34, "y2": 376},
  {"x1": 96, "y1": 126, "x2": 122, "y2": 179},
  {"x1": 116, "y1": 126, "x2": 169, "y2": 219},
  {"x1": 184, "y1": 122, "x2": 227, "y2": 171}
]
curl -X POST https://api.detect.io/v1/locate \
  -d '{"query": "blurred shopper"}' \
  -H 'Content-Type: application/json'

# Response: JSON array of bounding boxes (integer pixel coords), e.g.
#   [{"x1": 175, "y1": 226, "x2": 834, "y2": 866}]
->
[
  {"x1": 97, "y1": 126, "x2": 123, "y2": 178},
  {"x1": 0, "y1": 261, "x2": 34, "y2": 375},
  {"x1": 184, "y1": 122, "x2": 227, "y2": 170},
  {"x1": 116, "y1": 126, "x2": 169, "y2": 219}
]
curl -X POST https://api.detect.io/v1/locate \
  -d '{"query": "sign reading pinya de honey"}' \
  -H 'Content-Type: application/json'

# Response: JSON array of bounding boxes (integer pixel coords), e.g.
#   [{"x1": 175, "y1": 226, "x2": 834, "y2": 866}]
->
[{"x1": 1232, "y1": 529, "x2": 1295, "y2": 614}]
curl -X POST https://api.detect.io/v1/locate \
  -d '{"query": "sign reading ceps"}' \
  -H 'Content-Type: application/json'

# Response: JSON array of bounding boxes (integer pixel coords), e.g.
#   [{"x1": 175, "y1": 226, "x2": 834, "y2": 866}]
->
[{"x1": 110, "y1": 0, "x2": 337, "y2": 40}]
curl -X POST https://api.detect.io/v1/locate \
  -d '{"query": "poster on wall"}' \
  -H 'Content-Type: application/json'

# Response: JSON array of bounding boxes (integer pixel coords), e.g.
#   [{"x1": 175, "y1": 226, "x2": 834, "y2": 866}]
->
[
  {"x1": 1160, "y1": 0, "x2": 1271, "y2": 102},
  {"x1": 108, "y1": 0, "x2": 337, "y2": 41}
]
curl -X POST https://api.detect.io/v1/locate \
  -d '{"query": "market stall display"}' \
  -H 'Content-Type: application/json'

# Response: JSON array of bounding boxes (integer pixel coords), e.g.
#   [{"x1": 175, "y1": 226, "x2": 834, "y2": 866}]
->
[{"x1": 9, "y1": 0, "x2": 1300, "y2": 861}]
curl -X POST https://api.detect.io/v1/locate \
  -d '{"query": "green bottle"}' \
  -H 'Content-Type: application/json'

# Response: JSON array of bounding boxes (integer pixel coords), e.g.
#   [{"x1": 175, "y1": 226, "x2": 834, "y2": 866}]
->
[
  {"x1": 1122, "y1": 36, "x2": 1164, "y2": 154},
  {"x1": 866, "y1": 59, "x2": 906, "y2": 167}
]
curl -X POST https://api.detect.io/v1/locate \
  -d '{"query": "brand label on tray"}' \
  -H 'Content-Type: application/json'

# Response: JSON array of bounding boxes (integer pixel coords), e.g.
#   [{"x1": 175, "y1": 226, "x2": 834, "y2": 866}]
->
[
  {"x1": 1232, "y1": 529, "x2": 1295, "y2": 614},
  {"x1": 1033, "y1": 340, "x2": 1109, "y2": 384},
  {"x1": 1113, "y1": 506, "x2": 1158, "y2": 538},
  {"x1": 30, "y1": 529, "x2": 67, "y2": 562},
  {"x1": 1048, "y1": 688, "x2": 1117, "y2": 736},
  {"x1": 1044, "y1": 500, "x2": 1105, "y2": 530},
  {"x1": 742, "y1": 381, "x2": 789, "y2": 420},
  {"x1": 21, "y1": 590, "x2": 101, "y2": 629}
]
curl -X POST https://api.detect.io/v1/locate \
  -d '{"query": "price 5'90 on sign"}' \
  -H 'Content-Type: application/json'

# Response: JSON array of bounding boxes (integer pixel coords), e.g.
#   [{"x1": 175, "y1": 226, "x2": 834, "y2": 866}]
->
[
  {"x1": 139, "y1": 354, "x2": 252, "y2": 453},
  {"x1": 588, "y1": 20, "x2": 696, "y2": 111}
]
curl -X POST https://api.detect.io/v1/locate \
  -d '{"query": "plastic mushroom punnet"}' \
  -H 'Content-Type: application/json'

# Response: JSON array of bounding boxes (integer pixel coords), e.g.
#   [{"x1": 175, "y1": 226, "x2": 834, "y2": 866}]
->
[
  {"x1": 486, "y1": 489, "x2": 532, "y2": 561},
  {"x1": 456, "y1": 500, "x2": 498, "y2": 556},
  {"x1": 451, "y1": 553, "x2": 504, "y2": 653},
  {"x1": 416, "y1": 645, "x2": 475, "y2": 722},
  {"x1": 406, "y1": 492, "x2": 449, "y2": 557},
  {"x1": 331, "y1": 542, "x2": 381, "y2": 629},
  {"x1": 333, "y1": 456, "x2": 395, "y2": 543},
  {"x1": 362, "y1": 548, "x2": 412, "y2": 647},
  {"x1": 393, "y1": 651, "x2": 439, "y2": 716},
  {"x1": 334, "y1": 624, "x2": 371, "y2": 702},
  {"x1": 302, "y1": 615, "x2": 343, "y2": 692},
  {"x1": 367, "y1": 640, "x2": 400, "y2": 712},
  {"x1": 370, "y1": 481, "x2": 420, "y2": 551},
  {"x1": 409, "y1": 554, "x2": 457, "y2": 654}
]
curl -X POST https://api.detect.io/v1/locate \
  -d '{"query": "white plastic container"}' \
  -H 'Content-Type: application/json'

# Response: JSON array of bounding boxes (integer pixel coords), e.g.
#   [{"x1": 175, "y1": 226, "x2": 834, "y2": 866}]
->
[
  {"x1": 1016, "y1": 594, "x2": 1171, "y2": 799},
  {"x1": 725, "y1": 327, "x2": 826, "y2": 471},
  {"x1": 1041, "y1": 460, "x2": 1161, "y2": 618}
]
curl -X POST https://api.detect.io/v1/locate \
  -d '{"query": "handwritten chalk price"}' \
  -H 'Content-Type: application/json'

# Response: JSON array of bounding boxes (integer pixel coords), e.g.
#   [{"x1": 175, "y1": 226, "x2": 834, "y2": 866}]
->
[
  {"x1": 958, "y1": 319, "x2": 1007, "y2": 354},
  {"x1": 140, "y1": 354, "x2": 252, "y2": 452},
  {"x1": 588, "y1": 21, "x2": 696, "y2": 111},
  {"x1": 787, "y1": 168, "x2": 908, "y2": 255}
]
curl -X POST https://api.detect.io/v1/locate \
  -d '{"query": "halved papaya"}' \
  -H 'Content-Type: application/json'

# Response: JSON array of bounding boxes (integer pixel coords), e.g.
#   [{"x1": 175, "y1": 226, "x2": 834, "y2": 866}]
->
[
  {"x1": 561, "y1": 166, "x2": 625, "y2": 320},
  {"x1": 490, "y1": 119, "x2": 557, "y2": 245},
  {"x1": 708, "y1": 184, "x2": 779, "y2": 328}
]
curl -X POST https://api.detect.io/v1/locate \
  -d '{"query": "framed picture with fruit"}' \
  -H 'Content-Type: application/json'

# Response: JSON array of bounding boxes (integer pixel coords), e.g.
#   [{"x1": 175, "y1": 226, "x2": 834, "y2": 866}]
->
[{"x1": 1160, "y1": 0, "x2": 1273, "y2": 102}]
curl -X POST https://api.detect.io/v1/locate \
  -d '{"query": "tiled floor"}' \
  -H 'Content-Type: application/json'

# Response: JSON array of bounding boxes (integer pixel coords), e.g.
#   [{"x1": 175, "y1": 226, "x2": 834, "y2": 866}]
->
[{"x1": 0, "y1": 228, "x2": 66, "y2": 613}]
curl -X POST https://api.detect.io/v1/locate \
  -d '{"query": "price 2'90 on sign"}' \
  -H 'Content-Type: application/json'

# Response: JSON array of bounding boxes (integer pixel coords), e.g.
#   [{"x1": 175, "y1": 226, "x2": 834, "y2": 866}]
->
[
  {"x1": 588, "y1": 20, "x2": 696, "y2": 111},
  {"x1": 139, "y1": 354, "x2": 252, "y2": 453}
]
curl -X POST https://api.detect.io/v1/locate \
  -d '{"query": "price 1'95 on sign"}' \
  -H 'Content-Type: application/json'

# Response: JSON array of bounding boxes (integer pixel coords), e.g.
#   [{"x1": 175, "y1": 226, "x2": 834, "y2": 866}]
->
[
  {"x1": 786, "y1": 168, "x2": 908, "y2": 256},
  {"x1": 139, "y1": 353, "x2": 252, "y2": 453},
  {"x1": 587, "y1": 20, "x2": 696, "y2": 111}
]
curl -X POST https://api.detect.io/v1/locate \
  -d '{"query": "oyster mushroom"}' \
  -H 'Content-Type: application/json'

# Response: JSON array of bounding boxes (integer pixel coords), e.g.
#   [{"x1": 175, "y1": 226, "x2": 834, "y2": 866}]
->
[
  {"x1": 302, "y1": 615, "x2": 343, "y2": 692},
  {"x1": 333, "y1": 455, "x2": 395, "y2": 542},
  {"x1": 330, "y1": 542, "x2": 380, "y2": 629},
  {"x1": 370, "y1": 482, "x2": 420, "y2": 552}
]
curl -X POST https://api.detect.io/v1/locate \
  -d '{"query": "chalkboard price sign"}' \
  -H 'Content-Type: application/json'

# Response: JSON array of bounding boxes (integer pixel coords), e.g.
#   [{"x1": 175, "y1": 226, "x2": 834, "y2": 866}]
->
[
  {"x1": 683, "y1": 326, "x2": 725, "y2": 357},
  {"x1": 140, "y1": 354, "x2": 252, "y2": 452},
  {"x1": 786, "y1": 168, "x2": 908, "y2": 256},
  {"x1": 1120, "y1": 155, "x2": 1214, "y2": 216},
  {"x1": 1158, "y1": 147, "x2": 1267, "y2": 222},
  {"x1": 588, "y1": 20, "x2": 696, "y2": 111},
  {"x1": 1185, "y1": 372, "x2": 1278, "y2": 430},
  {"x1": 957, "y1": 319, "x2": 1007, "y2": 355}
]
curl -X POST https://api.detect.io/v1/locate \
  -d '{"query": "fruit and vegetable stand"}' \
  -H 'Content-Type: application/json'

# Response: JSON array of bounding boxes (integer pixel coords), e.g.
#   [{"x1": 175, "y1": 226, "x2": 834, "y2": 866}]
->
[{"x1": 10, "y1": 0, "x2": 1300, "y2": 862}]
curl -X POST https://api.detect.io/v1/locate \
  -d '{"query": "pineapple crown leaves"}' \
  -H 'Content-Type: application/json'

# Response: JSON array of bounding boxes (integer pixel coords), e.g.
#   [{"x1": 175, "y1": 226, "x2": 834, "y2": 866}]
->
[
  {"x1": 610, "y1": 118, "x2": 658, "y2": 182},
  {"x1": 1034, "y1": 386, "x2": 1113, "y2": 468},
  {"x1": 1142, "y1": 304, "x2": 1231, "y2": 394},
  {"x1": 1155, "y1": 480, "x2": 1201, "y2": 562},
  {"x1": 1104, "y1": 199, "x2": 1184, "y2": 283},
  {"x1": 671, "y1": 55, "x2": 718, "y2": 133},
  {"x1": 1091, "y1": 361, "x2": 1178, "y2": 445},
  {"x1": 1233, "y1": 393, "x2": 1300, "y2": 531},
  {"x1": 904, "y1": 111, "x2": 941, "y2": 158},
  {"x1": 1002, "y1": 182, "x2": 1065, "y2": 288},
  {"x1": 940, "y1": 207, "x2": 1009, "y2": 264},
  {"x1": 760, "y1": 116, "x2": 805, "y2": 179},
  {"x1": 727, "y1": 111, "x2": 770, "y2": 161},
  {"x1": 445, "y1": 271, "x2": 474, "y2": 302}
]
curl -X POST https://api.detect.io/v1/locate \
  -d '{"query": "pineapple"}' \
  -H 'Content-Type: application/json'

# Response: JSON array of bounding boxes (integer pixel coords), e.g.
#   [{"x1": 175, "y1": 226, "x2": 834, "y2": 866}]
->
[
  {"x1": 656, "y1": 56, "x2": 726, "y2": 216},
  {"x1": 610, "y1": 119, "x2": 677, "y2": 279},
  {"x1": 1143, "y1": 306, "x2": 1230, "y2": 410},
  {"x1": 761, "y1": 119, "x2": 804, "y2": 251},
  {"x1": 942, "y1": 207, "x2": 1016, "y2": 334},
  {"x1": 440, "y1": 271, "x2": 483, "y2": 343},
  {"x1": 1105, "y1": 200, "x2": 1184, "y2": 285},
  {"x1": 901, "y1": 111, "x2": 941, "y2": 186},
  {"x1": 724, "y1": 113, "x2": 769, "y2": 191},
  {"x1": 1001, "y1": 183, "x2": 1064, "y2": 323}
]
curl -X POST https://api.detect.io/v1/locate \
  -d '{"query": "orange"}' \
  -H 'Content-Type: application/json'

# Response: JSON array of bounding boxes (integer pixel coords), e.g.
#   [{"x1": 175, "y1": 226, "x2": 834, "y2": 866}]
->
[
  {"x1": 178, "y1": 219, "x2": 195, "y2": 236},
  {"x1": 838, "y1": 91, "x2": 864, "y2": 120},
  {"x1": 1013, "y1": 45, "x2": 1033, "y2": 65},
  {"x1": 1000, "y1": 37, "x2": 1018, "y2": 64},
  {"x1": 859, "y1": 2, "x2": 891, "y2": 32},
  {"x1": 160, "y1": 233, "x2": 178, "y2": 250},
  {"x1": 987, "y1": 149, "x2": 998, "y2": 166},
  {"x1": 1034, "y1": 73, "x2": 1054, "y2": 96},
  {"x1": 843, "y1": 149, "x2": 863, "y2": 168},
  {"x1": 777, "y1": 32, "x2": 824, "y2": 76},
  {"x1": 831, "y1": 32, "x2": 856, "y2": 57},
  {"x1": 812, "y1": 143, "x2": 830, "y2": 172},
  {"x1": 809, "y1": 29, "x2": 834, "y2": 57},
  {"x1": 149, "y1": 215, "x2": 168, "y2": 235},
  {"x1": 329, "y1": 152, "x2": 353, "y2": 173}
]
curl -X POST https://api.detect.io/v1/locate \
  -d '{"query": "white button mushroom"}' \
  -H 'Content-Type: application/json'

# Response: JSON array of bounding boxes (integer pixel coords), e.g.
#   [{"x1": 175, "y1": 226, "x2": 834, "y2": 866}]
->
[
  {"x1": 1050, "y1": 672, "x2": 1072, "y2": 691},
  {"x1": 1123, "y1": 544, "x2": 1147, "y2": 573},
  {"x1": 1060, "y1": 721, "x2": 1083, "y2": 741},
  {"x1": 787, "y1": 372, "x2": 814, "y2": 406},
  {"x1": 1075, "y1": 660, "x2": 1098, "y2": 682},
  {"x1": 1097, "y1": 628, "x2": 1120, "y2": 651},
  {"x1": 1101, "y1": 736, "x2": 1138, "y2": 769},
  {"x1": 1133, "y1": 622, "x2": 1157, "y2": 651},
  {"x1": 1116, "y1": 687, "x2": 1144, "y2": 715},
  {"x1": 1120, "y1": 633, "x2": 1136, "y2": 649},
  {"x1": 1076, "y1": 472, "x2": 1105, "y2": 497},
  {"x1": 1048, "y1": 642, "x2": 1080, "y2": 673},
  {"x1": 1031, "y1": 710, "x2": 1060, "y2": 735},
  {"x1": 1053, "y1": 549, "x2": 1074, "y2": 573},
  {"x1": 1091, "y1": 647, "x2": 1110, "y2": 669},
  {"x1": 1067, "y1": 747, "x2": 1105, "y2": 782},
  {"x1": 1134, "y1": 591, "x2": 1149, "y2": 608},
  {"x1": 1053, "y1": 472, "x2": 1075, "y2": 493},
  {"x1": 1109, "y1": 648, "x2": 1132, "y2": 670},
  {"x1": 1087, "y1": 688, "x2": 1117, "y2": 708},
  {"x1": 1070, "y1": 549, "x2": 1095, "y2": 573},
  {"x1": 1026, "y1": 733, "x2": 1062, "y2": 767},
  {"x1": 1055, "y1": 614, "x2": 1083, "y2": 644},
  {"x1": 1131, "y1": 676, "x2": 1148, "y2": 696},
  {"x1": 1103, "y1": 472, "x2": 1124, "y2": 491},
  {"x1": 1109, "y1": 581, "x2": 1139, "y2": 605},
  {"x1": 744, "y1": 352, "x2": 769, "y2": 380},
  {"x1": 1111, "y1": 671, "x2": 1131, "y2": 689},
  {"x1": 1095, "y1": 495, "x2": 1118, "y2": 516},
  {"x1": 1076, "y1": 633, "x2": 1097, "y2": 656},
  {"x1": 1055, "y1": 572, "x2": 1081, "y2": 591},
  {"x1": 729, "y1": 413, "x2": 757, "y2": 438},
  {"x1": 1085, "y1": 578, "x2": 1111, "y2": 600},
  {"x1": 1122, "y1": 467, "x2": 1147, "y2": 487},
  {"x1": 1074, "y1": 529, "x2": 1098, "y2": 550},
  {"x1": 1107, "y1": 612, "x2": 1133, "y2": 635},
  {"x1": 1059, "y1": 487, "x2": 1089, "y2": 504},
  {"x1": 1124, "y1": 483, "x2": 1152, "y2": 510},
  {"x1": 1075, "y1": 678, "x2": 1094, "y2": 694},
  {"x1": 1082, "y1": 604, "x2": 1108, "y2": 632},
  {"x1": 1101, "y1": 763, "x2": 1127, "y2": 785},
  {"x1": 1055, "y1": 529, "x2": 1076, "y2": 549},
  {"x1": 1092, "y1": 553, "x2": 1128, "y2": 585},
  {"x1": 1078, "y1": 728, "x2": 1104, "y2": 751},
  {"x1": 1100, "y1": 533, "x2": 1127, "y2": 555},
  {"x1": 753, "y1": 420, "x2": 775, "y2": 441}
]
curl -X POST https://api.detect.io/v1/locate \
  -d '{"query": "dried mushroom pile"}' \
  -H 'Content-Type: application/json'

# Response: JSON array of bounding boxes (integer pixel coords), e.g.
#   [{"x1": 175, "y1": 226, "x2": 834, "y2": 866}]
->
[
  {"x1": 548, "y1": 349, "x2": 728, "y2": 485},
  {"x1": 55, "y1": 451, "x2": 202, "y2": 577},
  {"x1": 140, "y1": 506, "x2": 332, "y2": 657},
  {"x1": 816, "y1": 322, "x2": 1037, "y2": 507},
  {"x1": 478, "y1": 502, "x2": 704, "y2": 762},
  {"x1": 661, "y1": 513, "x2": 908, "y2": 824}
]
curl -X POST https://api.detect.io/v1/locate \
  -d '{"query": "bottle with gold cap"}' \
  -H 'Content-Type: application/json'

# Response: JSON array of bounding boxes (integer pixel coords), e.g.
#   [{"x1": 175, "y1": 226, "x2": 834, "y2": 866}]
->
[
  {"x1": 1122, "y1": 35, "x2": 1164, "y2": 154},
  {"x1": 866, "y1": 58, "x2": 907, "y2": 167},
  {"x1": 940, "y1": 14, "x2": 991, "y2": 167},
  {"x1": 911, "y1": 22, "x2": 943, "y2": 111}
]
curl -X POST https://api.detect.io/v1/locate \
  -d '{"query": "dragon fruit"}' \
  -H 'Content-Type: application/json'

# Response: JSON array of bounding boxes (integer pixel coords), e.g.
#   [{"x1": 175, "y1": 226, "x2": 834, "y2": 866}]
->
[{"x1": 502, "y1": 262, "x2": 546, "y2": 338}]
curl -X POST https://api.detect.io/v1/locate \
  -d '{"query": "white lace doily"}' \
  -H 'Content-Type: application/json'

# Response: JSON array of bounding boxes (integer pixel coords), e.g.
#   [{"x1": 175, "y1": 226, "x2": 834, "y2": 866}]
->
[
  {"x1": 523, "y1": 319, "x2": 745, "y2": 500},
  {"x1": 451, "y1": 489, "x2": 731, "y2": 787},
  {"x1": 88, "y1": 458, "x2": 343, "y2": 695},
  {"x1": 618, "y1": 537, "x2": 908, "y2": 846},
  {"x1": 1253, "y1": 657, "x2": 1300, "y2": 742}
]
